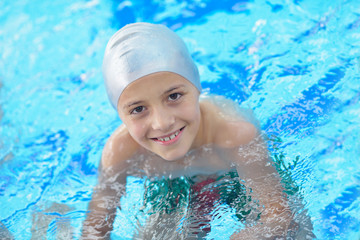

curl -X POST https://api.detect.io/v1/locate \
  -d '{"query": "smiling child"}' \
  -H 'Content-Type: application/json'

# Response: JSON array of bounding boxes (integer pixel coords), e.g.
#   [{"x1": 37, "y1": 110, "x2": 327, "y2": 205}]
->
[{"x1": 81, "y1": 22, "x2": 302, "y2": 240}]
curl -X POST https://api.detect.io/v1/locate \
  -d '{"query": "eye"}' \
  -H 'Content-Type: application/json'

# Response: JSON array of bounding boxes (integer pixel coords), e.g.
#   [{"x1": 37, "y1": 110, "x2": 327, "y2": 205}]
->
[
  {"x1": 168, "y1": 93, "x2": 182, "y2": 101},
  {"x1": 131, "y1": 106, "x2": 145, "y2": 114}
]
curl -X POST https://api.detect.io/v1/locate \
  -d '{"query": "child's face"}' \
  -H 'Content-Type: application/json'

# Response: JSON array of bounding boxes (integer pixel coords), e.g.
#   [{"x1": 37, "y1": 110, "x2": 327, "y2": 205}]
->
[{"x1": 117, "y1": 72, "x2": 201, "y2": 161}]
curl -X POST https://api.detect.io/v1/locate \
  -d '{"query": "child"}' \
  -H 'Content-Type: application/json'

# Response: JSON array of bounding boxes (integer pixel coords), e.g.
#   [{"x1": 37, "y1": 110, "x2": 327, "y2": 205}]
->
[{"x1": 82, "y1": 22, "x2": 297, "y2": 239}]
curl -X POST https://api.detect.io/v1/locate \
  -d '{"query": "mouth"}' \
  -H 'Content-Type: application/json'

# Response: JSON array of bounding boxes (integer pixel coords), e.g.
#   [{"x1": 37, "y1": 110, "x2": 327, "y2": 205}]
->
[{"x1": 151, "y1": 127, "x2": 185, "y2": 145}]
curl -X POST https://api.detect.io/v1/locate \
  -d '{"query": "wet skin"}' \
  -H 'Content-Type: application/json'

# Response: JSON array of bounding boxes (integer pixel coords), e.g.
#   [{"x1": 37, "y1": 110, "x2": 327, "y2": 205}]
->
[
  {"x1": 117, "y1": 72, "x2": 203, "y2": 161},
  {"x1": 81, "y1": 72, "x2": 307, "y2": 239}
]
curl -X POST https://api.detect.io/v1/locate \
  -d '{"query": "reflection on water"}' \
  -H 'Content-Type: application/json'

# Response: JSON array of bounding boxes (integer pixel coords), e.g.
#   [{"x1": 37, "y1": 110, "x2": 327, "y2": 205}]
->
[
  {"x1": 1, "y1": 0, "x2": 360, "y2": 239},
  {"x1": 138, "y1": 171, "x2": 255, "y2": 239},
  {"x1": 110, "y1": 153, "x2": 313, "y2": 239},
  {"x1": 31, "y1": 202, "x2": 74, "y2": 240},
  {"x1": 0, "y1": 221, "x2": 14, "y2": 240}
]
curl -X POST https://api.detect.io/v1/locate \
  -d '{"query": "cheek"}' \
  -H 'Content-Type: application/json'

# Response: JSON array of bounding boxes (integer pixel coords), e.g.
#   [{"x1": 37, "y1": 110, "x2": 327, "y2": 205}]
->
[
  {"x1": 126, "y1": 121, "x2": 148, "y2": 141},
  {"x1": 180, "y1": 101, "x2": 200, "y2": 123}
]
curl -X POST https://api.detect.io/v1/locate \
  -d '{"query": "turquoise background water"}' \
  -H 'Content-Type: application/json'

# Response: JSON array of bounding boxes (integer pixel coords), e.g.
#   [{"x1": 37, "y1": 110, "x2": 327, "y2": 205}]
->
[{"x1": 1, "y1": 0, "x2": 360, "y2": 239}]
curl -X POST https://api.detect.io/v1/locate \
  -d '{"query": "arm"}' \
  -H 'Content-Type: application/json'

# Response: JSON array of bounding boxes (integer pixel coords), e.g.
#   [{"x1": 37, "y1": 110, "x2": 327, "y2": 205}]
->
[
  {"x1": 81, "y1": 164, "x2": 126, "y2": 239},
  {"x1": 213, "y1": 118, "x2": 294, "y2": 239},
  {"x1": 230, "y1": 132, "x2": 294, "y2": 239},
  {"x1": 81, "y1": 126, "x2": 138, "y2": 239},
  {"x1": 204, "y1": 101, "x2": 299, "y2": 239}
]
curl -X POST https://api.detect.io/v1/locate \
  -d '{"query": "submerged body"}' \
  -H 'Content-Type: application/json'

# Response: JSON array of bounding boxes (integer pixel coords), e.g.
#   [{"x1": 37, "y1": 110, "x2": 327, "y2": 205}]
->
[
  {"x1": 82, "y1": 73, "x2": 296, "y2": 240},
  {"x1": 82, "y1": 23, "x2": 313, "y2": 239}
]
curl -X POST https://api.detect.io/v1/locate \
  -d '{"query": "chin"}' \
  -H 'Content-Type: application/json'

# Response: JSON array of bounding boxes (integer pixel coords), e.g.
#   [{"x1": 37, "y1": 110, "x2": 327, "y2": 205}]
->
[{"x1": 158, "y1": 150, "x2": 187, "y2": 161}]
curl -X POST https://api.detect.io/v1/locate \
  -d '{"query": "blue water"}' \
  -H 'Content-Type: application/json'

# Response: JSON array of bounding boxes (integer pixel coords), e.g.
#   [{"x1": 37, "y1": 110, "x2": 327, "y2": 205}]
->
[{"x1": 1, "y1": 0, "x2": 360, "y2": 239}]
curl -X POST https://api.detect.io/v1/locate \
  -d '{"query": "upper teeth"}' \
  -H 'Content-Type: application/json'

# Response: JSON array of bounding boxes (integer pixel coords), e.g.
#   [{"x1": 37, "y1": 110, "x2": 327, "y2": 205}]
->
[{"x1": 158, "y1": 130, "x2": 180, "y2": 142}]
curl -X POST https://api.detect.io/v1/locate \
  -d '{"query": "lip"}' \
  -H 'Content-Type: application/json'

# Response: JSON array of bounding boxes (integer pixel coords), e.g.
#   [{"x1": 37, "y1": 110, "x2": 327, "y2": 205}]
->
[{"x1": 151, "y1": 127, "x2": 185, "y2": 146}]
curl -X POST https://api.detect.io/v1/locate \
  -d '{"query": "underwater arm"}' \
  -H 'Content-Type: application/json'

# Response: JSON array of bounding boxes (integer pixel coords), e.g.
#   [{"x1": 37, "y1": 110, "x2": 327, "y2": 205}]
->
[
  {"x1": 81, "y1": 162, "x2": 127, "y2": 240},
  {"x1": 230, "y1": 133, "x2": 294, "y2": 239},
  {"x1": 81, "y1": 127, "x2": 135, "y2": 239}
]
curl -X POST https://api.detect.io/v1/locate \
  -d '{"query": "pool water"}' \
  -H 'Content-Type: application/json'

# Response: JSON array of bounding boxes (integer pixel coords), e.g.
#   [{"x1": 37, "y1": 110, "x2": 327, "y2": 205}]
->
[{"x1": 1, "y1": 0, "x2": 360, "y2": 239}]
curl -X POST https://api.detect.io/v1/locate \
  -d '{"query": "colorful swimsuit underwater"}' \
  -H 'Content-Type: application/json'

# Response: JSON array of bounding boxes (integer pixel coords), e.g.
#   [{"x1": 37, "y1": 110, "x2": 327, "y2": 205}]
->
[{"x1": 142, "y1": 171, "x2": 258, "y2": 225}]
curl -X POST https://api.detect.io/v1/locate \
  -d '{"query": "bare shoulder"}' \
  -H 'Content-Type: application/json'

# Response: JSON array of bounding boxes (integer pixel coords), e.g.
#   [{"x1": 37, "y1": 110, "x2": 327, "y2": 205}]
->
[
  {"x1": 200, "y1": 100, "x2": 258, "y2": 148},
  {"x1": 101, "y1": 124, "x2": 140, "y2": 170},
  {"x1": 219, "y1": 120, "x2": 258, "y2": 148}
]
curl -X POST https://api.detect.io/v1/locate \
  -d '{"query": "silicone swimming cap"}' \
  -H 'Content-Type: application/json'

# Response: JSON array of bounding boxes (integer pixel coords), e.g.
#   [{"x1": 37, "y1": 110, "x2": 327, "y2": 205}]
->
[{"x1": 103, "y1": 22, "x2": 201, "y2": 109}]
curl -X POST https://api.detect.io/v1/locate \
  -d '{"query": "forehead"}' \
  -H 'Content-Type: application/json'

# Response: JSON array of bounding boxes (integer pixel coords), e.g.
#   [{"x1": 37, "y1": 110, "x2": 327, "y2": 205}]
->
[{"x1": 118, "y1": 72, "x2": 196, "y2": 104}]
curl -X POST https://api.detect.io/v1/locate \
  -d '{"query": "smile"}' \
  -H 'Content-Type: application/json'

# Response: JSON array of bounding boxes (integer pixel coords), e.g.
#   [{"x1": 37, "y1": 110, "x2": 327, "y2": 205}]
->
[{"x1": 152, "y1": 127, "x2": 185, "y2": 145}]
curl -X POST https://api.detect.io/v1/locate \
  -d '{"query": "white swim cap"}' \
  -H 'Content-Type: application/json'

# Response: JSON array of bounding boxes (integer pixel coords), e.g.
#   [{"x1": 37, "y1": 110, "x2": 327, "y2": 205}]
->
[{"x1": 102, "y1": 22, "x2": 201, "y2": 109}]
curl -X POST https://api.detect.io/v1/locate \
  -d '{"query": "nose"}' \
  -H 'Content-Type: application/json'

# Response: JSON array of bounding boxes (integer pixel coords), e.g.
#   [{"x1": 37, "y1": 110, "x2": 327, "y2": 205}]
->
[{"x1": 151, "y1": 106, "x2": 175, "y2": 132}]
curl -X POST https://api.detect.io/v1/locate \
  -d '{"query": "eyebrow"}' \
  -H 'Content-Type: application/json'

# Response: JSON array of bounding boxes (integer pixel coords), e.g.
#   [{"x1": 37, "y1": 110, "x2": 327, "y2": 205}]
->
[
  {"x1": 122, "y1": 84, "x2": 186, "y2": 110},
  {"x1": 124, "y1": 100, "x2": 144, "y2": 110},
  {"x1": 163, "y1": 84, "x2": 185, "y2": 95}
]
